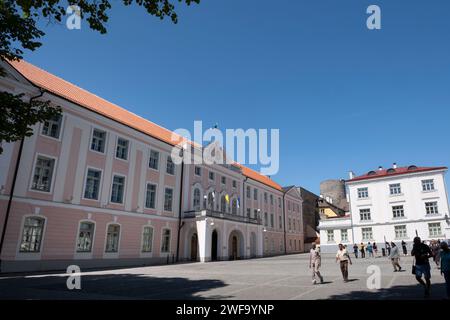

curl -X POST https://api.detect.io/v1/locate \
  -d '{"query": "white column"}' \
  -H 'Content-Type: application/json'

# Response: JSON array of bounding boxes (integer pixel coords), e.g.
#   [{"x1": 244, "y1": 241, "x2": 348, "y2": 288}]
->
[{"x1": 196, "y1": 213, "x2": 212, "y2": 262}]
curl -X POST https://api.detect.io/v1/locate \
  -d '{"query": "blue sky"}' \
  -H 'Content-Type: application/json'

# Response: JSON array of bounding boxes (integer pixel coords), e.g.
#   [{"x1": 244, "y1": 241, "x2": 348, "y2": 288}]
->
[{"x1": 23, "y1": 0, "x2": 450, "y2": 194}]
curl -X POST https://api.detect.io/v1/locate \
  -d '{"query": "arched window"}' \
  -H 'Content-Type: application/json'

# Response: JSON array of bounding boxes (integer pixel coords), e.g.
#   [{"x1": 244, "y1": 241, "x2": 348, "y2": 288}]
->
[
  {"x1": 231, "y1": 199, "x2": 238, "y2": 215},
  {"x1": 193, "y1": 188, "x2": 201, "y2": 210},
  {"x1": 221, "y1": 195, "x2": 227, "y2": 213},
  {"x1": 77, "y1": 221, "x2": 95, "y2": 253},
  {"x1": 20, "y1": 216, "x2": 45, "y2": 253},
  {"x1": 207, "y1": 192, "x2": 214, "y2": 210},
  {"x1": 105, "y1": 224, "x2": 120, "y2": 253}
]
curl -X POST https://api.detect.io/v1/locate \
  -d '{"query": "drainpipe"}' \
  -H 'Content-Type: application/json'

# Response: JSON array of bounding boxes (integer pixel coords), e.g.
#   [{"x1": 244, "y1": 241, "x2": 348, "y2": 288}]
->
[
  {"x1": 175, "y1": 147, "x2": 185, "y2": 262},
  {"x1": 0, "y1": 89, "x2": 46, "y2": 273},
  {"x1": 242, "y1": 177, "x2": 248, "y2": 217},
  {"x1": 282, "y1": 191, "x2": 287, "y2": 255}
]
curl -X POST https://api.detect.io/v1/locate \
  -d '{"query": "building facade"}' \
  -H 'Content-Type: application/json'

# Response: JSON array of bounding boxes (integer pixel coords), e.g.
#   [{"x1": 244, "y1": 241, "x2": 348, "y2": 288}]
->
[
  {"x1": 0, "y1": 60, "x2": 303, "y2": 272},
  {"x1": 347, "y1": 164, "x2": 450, "y2": 248}
]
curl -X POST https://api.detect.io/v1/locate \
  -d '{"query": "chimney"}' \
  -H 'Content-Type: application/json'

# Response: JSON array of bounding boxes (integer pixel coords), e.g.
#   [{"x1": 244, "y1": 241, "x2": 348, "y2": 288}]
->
[
  {"x1": 348, "y1": 171, "x2": 355, "y2": 179},
  {"x1": 378, "y1": 166, "x2": 383, "y2": 171},
  {"x1": 393, "y1": 162, "x2": 397, "y2": 169}
]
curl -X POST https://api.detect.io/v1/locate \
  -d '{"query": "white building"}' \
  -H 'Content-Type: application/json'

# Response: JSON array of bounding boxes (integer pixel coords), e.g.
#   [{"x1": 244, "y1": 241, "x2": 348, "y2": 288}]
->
[{"x1": 347, "y1": 164, "x2": 450, "y2": 249}]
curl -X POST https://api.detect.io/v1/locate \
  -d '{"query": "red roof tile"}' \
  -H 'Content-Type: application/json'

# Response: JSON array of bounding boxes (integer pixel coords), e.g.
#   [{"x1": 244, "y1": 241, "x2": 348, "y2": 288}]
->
[
  {"x1": 347, "y1": 166, "x2": 447, "y2": 183},
  {"x1": 8, "y1": 59, "x2": 283, "y2": 191}
]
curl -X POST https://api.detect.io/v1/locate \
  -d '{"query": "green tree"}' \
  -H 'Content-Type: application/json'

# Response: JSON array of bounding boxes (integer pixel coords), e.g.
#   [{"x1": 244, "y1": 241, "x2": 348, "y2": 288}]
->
[{"x1": 0, "y1": 0, "x2": 199, "y2": 153}]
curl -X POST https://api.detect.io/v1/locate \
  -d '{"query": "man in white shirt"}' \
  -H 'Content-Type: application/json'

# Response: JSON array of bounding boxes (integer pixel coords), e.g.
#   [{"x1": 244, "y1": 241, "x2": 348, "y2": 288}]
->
[
  {"x1": 309, "y1": 243, "x2": 324, "y2": 284},
  {"x1": 336, "y1": 244, "x2": 352, "y2": 282}
]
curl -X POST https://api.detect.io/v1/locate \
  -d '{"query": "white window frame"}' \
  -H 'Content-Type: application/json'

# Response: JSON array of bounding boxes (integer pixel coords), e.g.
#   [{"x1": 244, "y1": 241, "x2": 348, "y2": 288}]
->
[
  {"x1": 164, "y1": 187, "x2": 174, "y2": 212},
  {"x1": 82, "y1": 166, "x2": 103, "y2": 202},
  {"x1": 194, "y1": 166, "x2": 202, "y2": 176},
  {"x1": 422, "y1": 179, "x2": 435, "y2": 192},
  {"x1": 74, "y1": 220, "x2": 96, "y2": 259},
  {"x1": 39, "y1": 113, "x2": 64, "y2": 141},
  {"x1": 341, "y1": 229, "x2": 348, "y2": 242},
  {"x1": 148, "y1": 149, "x2": 160, "y2": 171},
  {"x1": 17, "y1": 215, "x2": 47, "y2": 259},
  {"x1": 166, "y1": 155, "x2": 175, "y2": 175},
  {"x1": 103, "y1": 223, "x2": 121, "y2": 258},
  {"x1": 109, "y1": 173, "x2": 126, "y2": 205},
  {"x1": 160, "y1": 228, "x2": 172, "y2": 254},
  {"x1": 425, "y1": 201, "x2": 439, "y2": 215},
  {"x1": 428, "y1": 223, "x2": 442, "y2": 237},
  {"x1": 29, "y1": 153, "x2": 58, "y2": 194},
  {"x1": 394, "y1": 225, "x2": 408, "y2": 240},
  {"x1": 362, "y1": 227, "x2": 373, "y2": 241},
  {"x1": 357, "y1": 187, "x2": 369, "y2": 199},
  {"x1": 359, "y1": 208, "x2": 372, "y2": 221},
  {"x1": 389, "y1": 183, "x2": 402, "y2": 196},
  {"x1": 392, "y1": 205, "x2": 405, "y2": 219},
  {"x1": 90, "y1": 127, "x2": 108, "y2": 154},
  {"x1": 115, "y1": 136, "x2": 130, "y2": 161},
  {"x1": 327, "y1": 230, "x2": 334, "y2": 243},
  {"x1": 144, "y1": 182, "x2": 158, "y2": 210},
  {"x1": 141, "y1": 225, "x2": 154, "y2": 257}
]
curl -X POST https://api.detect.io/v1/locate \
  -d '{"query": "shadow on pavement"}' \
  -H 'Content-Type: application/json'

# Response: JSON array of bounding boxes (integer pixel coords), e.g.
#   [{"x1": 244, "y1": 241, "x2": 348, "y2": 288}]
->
[
  {"x1": 0, "y1": 273, "x2": 230, "y2": 300},
  {"x1": 326, "y1": 282, "x2": 447, "y2": 300}
]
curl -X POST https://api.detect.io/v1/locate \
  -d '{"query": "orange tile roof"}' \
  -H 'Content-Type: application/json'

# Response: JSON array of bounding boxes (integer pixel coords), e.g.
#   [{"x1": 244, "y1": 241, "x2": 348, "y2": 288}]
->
[{"x1": 8, "y1": 59, "x2": 283, "y2": 191}]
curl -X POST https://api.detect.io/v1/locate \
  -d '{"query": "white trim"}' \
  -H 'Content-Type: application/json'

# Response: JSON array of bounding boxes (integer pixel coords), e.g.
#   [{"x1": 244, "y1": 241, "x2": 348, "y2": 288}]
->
[
  {"x1": 144, "y1": 181, "x2": 159, "y2": 210},
  {"x1": 89, "y1": 126, "x2": 108, "y2": 155},
  {"x1": 28, "y1": 153, "x2": 58, "y2": 195},
  {"x1": 147, "y1": 147, "x2": 161, "y2": 172},
  {"x1": 109, "y1": 173, "x2": 127, "y2": 205},
  {"x1": 103, "y1": 222, "x2": 122, "y2": 259},
  {"x1": 73, "y1": 219, "x2": 96, "y2": 260},
  {"x1": 38, "y1": 113, "x2": 65, "y2": 142},
  {"x1": 163, "y1": 186, "x2": 175, "y2": 213},
  {"x1": 140, "y1": 224, "x2": 155, "y2": 258},
  {"x1": 81, "y1": 166, "x2": 104, "y2": 202},
  {"x1": 15, "y1": 214, "x2": 48, "y2": 261},
  {"x1": 160, "y1": 227, "x2": 173, "y2": 255},
  {"x1": 114, "y1": 136, "x2": 130, "y2": 162}
]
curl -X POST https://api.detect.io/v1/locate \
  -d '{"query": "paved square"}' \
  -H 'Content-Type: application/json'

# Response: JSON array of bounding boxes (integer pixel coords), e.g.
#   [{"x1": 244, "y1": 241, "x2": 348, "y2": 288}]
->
[{"x1": 0, "y1": 253, "x2": 447, "y2": 300}]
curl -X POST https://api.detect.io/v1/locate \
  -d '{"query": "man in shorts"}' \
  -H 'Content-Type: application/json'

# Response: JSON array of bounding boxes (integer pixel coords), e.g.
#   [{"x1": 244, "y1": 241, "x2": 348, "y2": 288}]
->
[{"x1": 411, "y1": 236, "x2": 433, "y2": 298}]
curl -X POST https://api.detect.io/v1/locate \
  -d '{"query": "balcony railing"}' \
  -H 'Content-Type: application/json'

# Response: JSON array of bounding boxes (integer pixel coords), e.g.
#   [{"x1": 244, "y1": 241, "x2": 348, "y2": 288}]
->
[{"x1": 183, "y1": 209, "x2": 262, "y2": 225}]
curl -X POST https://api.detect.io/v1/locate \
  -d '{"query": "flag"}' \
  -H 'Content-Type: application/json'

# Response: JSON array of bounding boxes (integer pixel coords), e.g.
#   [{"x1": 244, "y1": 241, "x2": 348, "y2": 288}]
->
[
  {"x1": 237, "y1": 197, "x2": 240, "y2": 209},
  {"x1": 225, "y1": 194, "x2": 230, "y2": 203}
]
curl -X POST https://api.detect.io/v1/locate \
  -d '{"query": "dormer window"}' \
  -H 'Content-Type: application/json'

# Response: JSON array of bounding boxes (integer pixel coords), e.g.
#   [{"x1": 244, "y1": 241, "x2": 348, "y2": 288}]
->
[{"x1": 367, "y1": 171, "x2": 376, "y2": 176}]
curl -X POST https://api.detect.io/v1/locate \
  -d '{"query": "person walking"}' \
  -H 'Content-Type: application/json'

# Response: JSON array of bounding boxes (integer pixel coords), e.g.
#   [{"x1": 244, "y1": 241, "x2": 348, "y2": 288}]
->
[
  {"x1": 309, "y1": 243, "x2": 324, "y2": 285},
  {"x1": 385, "y1": 242, "x2": 391, "y2": 256},
  {"x1": 373, "y1": 242, "x2": 378, "y2": 257},
  {"x1": 440, "y1": 241, "x2": 450, "y2": 300},
  {"x1": 367, "y1": 242, "x2": 373, "y2": 258},
  {"x1": 389, "y1": 242, "x2": 402, "y2": 272},
  {"x1": 402, "y1": 240, "x2": 408, "y2": 256},
  {"x1": 336, "y1": 243, "x2": 352, "y2": 282},
  {"x1": 411, "y1": 236, "x2": 433, "y2": 298},
  {"x1": 353, "y1": 244, "x2": 359, "y2": 259},
  {"x1": 433, "y1": 240, "x2": 441, "y2": 269},
  {"x1": 360, "y1": 242, "x2": 366, "y2": 258}
]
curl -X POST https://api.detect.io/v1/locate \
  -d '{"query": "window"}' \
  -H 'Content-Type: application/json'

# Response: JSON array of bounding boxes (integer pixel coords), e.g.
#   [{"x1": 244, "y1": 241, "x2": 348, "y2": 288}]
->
[
  {"x1": 279, "y1": 216, "x2": 282, "y2": 229},
  {"x1": 232, "y1": 180, "x2": 237, "y2": 188},
  {"x1": 142, "y1": 226, "x2": 153, "y2": 253},
  {"x1": 221, "y1": 195, "x2": 227, "y2": 213},
  {"x1": 209, "y1": 171, "x2": 215, "y2": 181},
  {"x1": 221, "y1": 176, "x2": 226, "y2": 185},
  {"x1": 278, "y1": 197, "x2": 281, "y2": 208},
  {"x1": 359, "y1": 208, "x2": 371, "y2": 221},
  {"x1": 105, "y1": 224, "x2": 120, "y2": 253},
  {"x1": 161, "y1": 229, "x2": 171, "y2": 253},
  {"x1": 84, "y1": 169, "x2": 101, "y2": 200},
  {"x1": 91, "y1": 129, "x2": 106, "y2": 153},
  {"x1": 341, "y1": 229, "x2": 348, "y2": 242},
  {"x1": 270, "y1": 214, "x2": 274, "y2": 228},
  {"x1": 394, "y1": 225, "x2": 407, "y2": 239},
  {"x1": 264, "y1": 212, "x2": 268, "y2": 227},
  {"x1": 194, "y1": 166, "x2": 201, "y2": 176},
  {"x1": 270, "y1": 194, "x2": 274, "y2": 205},
  {"x1": 115, "y1": 137, "x2": 129, "y2": 160},
  {"x1": 77, "y1": 222, "x2": 94, "y2": 252},
  {"x1": 164, "y1": 188, "x2": 173, "y2": 212},
  {"x1": 193, "y1": 188, "x2": 201, "y2": 210},
  {"x1": 362, "y1": 227, "x2": 373, "y2": 241},
  {"x1": 327, "y1": 230, "x2": 334, "y2": 242},
  {"x1": 422, "y1": 179, "x2": 435, "y2": 191},
  {"x1": 166, "y1": 156, "x2": 175, "y2": 175},
  {"x1": 20, "y1": 217, "x2": 45, "y2": 252},
  {"x1": 31, "y1": 156, "x2": 55, "y2": 192},
  {"x1": 246, "y1": 208, "x2": 251, "y2": 217},
  {"x1": 111, "y1": 175, "x2": 125, "y2": 204},
  {"x1": 254, "y1": 189, "x2": 258, "y2": 200},
  {"x1": 231, "y1": 199, "x2": 238, "y2": 215},
  {"x1": 357, "y1": 187, "x2": 369, "y2": 199},
  {"x1": 428, "y1": 223, "x2": 442, "y2": 237},
  {"x1": 264, "y1": 193, "x2": 268, "y2": 203},
  {"x1": 246, "y1": 186, "x2": 251, "y2": 198},
  {"x1": 254, "y1": 209, "x2": 258, "y2": 219},
  {"x1": 392, "y1": 205, "x2": 405, "y2": 218},
  {"x1": 389, "y1": 183, "x2": 402, "y2": 195},
  {"x1": 207, "y1": 191, "x2": 214, "y2": 209},
  {"x1": 41, "y1": 114, "x2": 62, "y2": 139},
  {"x1": 425, "y1": 202, "x2": 439, "y2": 215},
  {"x1": 145, "y1": 183, "x2": 157, "y2": 209},
  {"x1": 149, "y1": 150, "x2": 159, "y2": 170}
]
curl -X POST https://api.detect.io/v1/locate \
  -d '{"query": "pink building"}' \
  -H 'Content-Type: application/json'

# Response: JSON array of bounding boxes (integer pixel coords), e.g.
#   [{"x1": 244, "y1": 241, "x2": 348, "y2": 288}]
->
[{"x1": 0, "y1": 60, "x2": 303, "y2": 272}]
